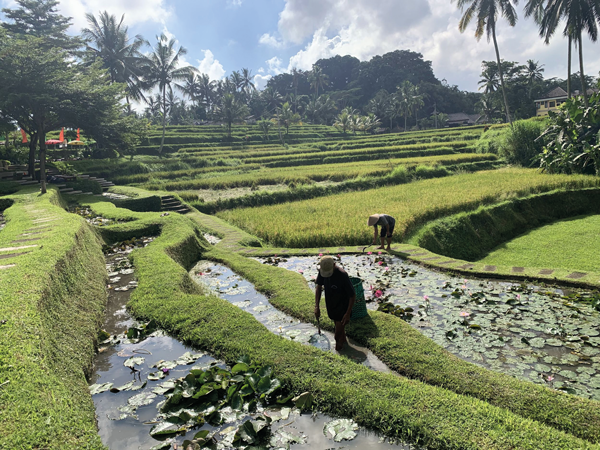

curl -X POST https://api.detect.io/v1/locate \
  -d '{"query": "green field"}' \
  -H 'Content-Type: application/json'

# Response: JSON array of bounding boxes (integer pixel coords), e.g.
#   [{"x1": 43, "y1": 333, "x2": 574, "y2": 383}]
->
[{"x1": 480, "y1": 214, "x2": 600, "y2": 272}]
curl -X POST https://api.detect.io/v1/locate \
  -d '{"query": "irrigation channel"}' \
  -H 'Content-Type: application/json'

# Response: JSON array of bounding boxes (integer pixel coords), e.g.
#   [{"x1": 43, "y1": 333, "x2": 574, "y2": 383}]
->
[
  {"x1": 88, "y1": 236, "x2": 414, "y2": 449},
  {"x1": 255, "y1": 254, "x2": 600, "y2": 401}
]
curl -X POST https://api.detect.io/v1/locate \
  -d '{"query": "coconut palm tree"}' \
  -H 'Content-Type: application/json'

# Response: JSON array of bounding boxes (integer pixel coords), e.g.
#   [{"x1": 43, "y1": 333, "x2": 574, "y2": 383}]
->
[
  {"x1": 82, "y1": 11, "x2": 146, "y2": 108},
  {"x1": 308, "y1": 65, "x2": 329, "y2": 97},
  {"x1": 215, "y1": 93, "x2": 249, "y2": 138},
  {"x1": 454, "y1": 0, "x2": 518, "y2": 125},
  {"x1": 533, "y1": 0, "x2": 600, "y2": 107},
  {"x1": 276, "y1": 102, "x2": 301, "y2": 135},
  {"x1": 142, "y1": 33, "x2": 196, "y2": 154},
  {"x1": 176, "y1": 72, "x2": 203, "y2": 107},
  {"x1": 478, "y1": 64, "x2": 499, "y2": 94},
  {"x1": 478, "y1": 94, "x2": 501, "y2": 122},
  {"x1": 198, "y1": 74, "x2": 216, "y2": 112},
  {"x1": 240, "y1": 68, "x2": 256, "y2": 96},
  {"x1": 524, "y1": 59, "x2": 545, "y2": 97}
]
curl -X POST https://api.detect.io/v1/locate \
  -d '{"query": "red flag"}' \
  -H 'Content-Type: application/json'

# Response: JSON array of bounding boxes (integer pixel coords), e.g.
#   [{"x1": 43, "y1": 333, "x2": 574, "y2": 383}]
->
[
  {"x1": 20, "y1": 129, "x2": 28, "y2": 144},
  {"x1": 77, "y1": 128, "x2": 80, "y2": 140},
  {"x1": 59, "y1": 128, "x2": 64, "y2": 142}
]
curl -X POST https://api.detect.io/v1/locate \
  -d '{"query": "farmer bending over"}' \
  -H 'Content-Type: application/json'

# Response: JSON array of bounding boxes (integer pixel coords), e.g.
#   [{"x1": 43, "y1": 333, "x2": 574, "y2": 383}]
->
[
  {"x1": 368, "y1": 214, "x2": 396, "y2": 251},
  {"x1": 314, "y1": 255, "x2": 356, "y2": 351}
]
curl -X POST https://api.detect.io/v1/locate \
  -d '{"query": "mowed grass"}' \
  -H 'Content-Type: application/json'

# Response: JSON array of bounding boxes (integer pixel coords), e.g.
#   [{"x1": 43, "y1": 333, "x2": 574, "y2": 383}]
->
[
  {"x1": 218, "y1": 168, "x2": 600, "y2": 248},
  {"x1": 479, "y1": 214, "x2": 600, "y2": 272}
]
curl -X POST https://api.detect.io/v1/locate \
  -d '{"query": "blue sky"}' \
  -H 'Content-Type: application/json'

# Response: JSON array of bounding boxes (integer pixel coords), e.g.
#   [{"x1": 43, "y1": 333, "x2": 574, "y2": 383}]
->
[{"x1": 2, "y1": 0, "x2": 599, "y2": 92}]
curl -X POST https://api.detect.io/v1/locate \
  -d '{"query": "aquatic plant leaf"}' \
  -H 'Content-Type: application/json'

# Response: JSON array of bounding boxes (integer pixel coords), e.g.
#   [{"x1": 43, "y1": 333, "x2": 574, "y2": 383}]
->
[
  {"x1": 148, "y1": 372, "x2": 166, "y2": 381},
  {"x1": 124, "y1": 356, "x2": 145, "y2": 369},
  {"x1": 270, "y1": 428, "x2": 306, "y2": 447},
  {"x1": 323, "y1": 418, "x2": 359, "y2": 442},
  {"x1": 292, "y1": 392, "x2": 313, "y2": 410},
  {"x1": 128, "y1": 392, "x2": 157, "y2": 407},
  {"x1": 148, "y1": 440, "x2": 174, "y2": 450},
  {"x1": 150, "y1": 421, "x2": 187, "y2": 437},
  {"x1": 230, "y1": 392, "x2": 243, "y2": 410},
  {"x1": 232, "y1": 363, "x2": 250, "y2": 375},
  {"x1": 152, "y1": 360, "x2": 178, "y2": 370},
  {"x1": 89, "y1": 382, "x2": 113, "y2": 395},
  {"x1": 176, "y1": 352, "x2": 204, "y2": 365}
]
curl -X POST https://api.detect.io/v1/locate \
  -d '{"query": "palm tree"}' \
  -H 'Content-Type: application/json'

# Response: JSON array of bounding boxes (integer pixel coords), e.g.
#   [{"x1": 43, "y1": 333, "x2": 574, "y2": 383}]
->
[
  {"x1": 454, "y1": 0, "x2": 518, "y2": 125},
  {"x1": 276, "y1": 102, "x2": 301, "y2": 135},
  {"x1": 524, "y1": 59, "x2": 545, "y2": 97},
  {"x1": 240, "y1": 68, "x2": 256, "y2": 95},
  {"x1": 82, "y1": 11, "x2": 146, "y2": 108},
  {"x1": 478, "y1": 64, "x2": 499, "y2": 94},
  {"x1": 215, "y1": 93, "x2": 249, "y2": 138},
  {"x1": 176, "y1": 72, "x2": 203, "y2": 107},
  {"x1": 334, "y1": 107, "x2": 357, "y2": 134},
  {"x1": 230, "y1": 70, "x2": 244, "y2": 93},
  {"x1": 397, "y1": 81, "x2": 415, "y2": 131},
  {"x1": 198, "y1": 74, "x2": 216, "y2": 113},
  {"x1": 142, "y1": 33, "x2": 196, "y2": 154},
  {"x1": 262, "y1": 87, "x2": 283, "y2": 113},
  {"x1": 478, "y1": 94, "x2": 501, "y2": 122},
  {"x1": 308, "y1": 65, "x2": 329, "y2": 97},
  {"x1": 532, "y1": 0, "x2": 600, "y2": 107}
]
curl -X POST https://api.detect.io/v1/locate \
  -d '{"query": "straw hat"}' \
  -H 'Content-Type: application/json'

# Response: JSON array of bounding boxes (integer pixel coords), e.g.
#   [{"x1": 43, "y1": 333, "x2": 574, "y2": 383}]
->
[
  {"x1": 319, "y1": 255, "x2": 335, "y2": 277},
  {"x1": 367, "y1": 214, "x2": 380, "y2": 226}
]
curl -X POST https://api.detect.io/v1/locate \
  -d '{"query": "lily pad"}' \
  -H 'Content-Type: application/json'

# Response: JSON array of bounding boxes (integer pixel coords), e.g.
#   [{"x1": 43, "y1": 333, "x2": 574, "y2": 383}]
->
[
  {"x1": 123, "y1": 356, "x2": 145, "y2": 369},
  {"x1": 128, "y1": 392, "x2": 157, "y2": 407},
  {"x1": 89, "y1": 382, "x2": 113, "y2": 395},
  {"x1": 323, "y1": 418, "x2": 359, "y2": 442}
]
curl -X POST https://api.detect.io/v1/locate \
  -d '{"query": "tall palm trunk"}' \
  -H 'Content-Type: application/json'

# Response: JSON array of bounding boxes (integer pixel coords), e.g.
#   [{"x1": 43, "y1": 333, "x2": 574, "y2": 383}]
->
[
  {"x1": 567, "y1": 36, "x2": 572, "y2": 98},
  {"x1": 28, "y1": 133, "x2": 38, "y2": 179},
  {"x1": 159, "y1": 86, "x2": 166, "y2": 155},
  {"x1": 577, "y1": 33, "x2": 589, "y2": 107},
  {"x1": 491, "y1": 23, "x2": 512, "y2": 126}
]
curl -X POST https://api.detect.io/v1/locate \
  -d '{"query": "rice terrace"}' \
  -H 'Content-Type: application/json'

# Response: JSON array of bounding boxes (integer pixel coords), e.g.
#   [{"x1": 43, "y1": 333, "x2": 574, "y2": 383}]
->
[{"x1": 2, "y1": 0, "x2": 600, "y2": 449}]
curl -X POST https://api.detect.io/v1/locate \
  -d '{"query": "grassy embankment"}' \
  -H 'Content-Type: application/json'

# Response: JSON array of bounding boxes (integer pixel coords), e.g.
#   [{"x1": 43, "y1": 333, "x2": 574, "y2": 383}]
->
[
  {"x1": 218, "y1": 168, "x2": 600, "y2": 248},
  {"x1": 0, "y1": 187, "x2": 107, "y2": 450},
  {"x1": 87, "y1": 199, "x2": 600, "y2": 447}
]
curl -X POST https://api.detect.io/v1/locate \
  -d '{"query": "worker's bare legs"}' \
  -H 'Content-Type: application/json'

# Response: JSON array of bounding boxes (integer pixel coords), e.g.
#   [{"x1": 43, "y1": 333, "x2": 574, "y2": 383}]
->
[
  {"x1": 378, "y1": 236, "x2": 385, "y2": 249},
  {"x1": 386, "y1": 236, "x2": 392, "y2": 251},
  {"x1": 334, "y1": 321, "x2": 347, "y2": 351}
]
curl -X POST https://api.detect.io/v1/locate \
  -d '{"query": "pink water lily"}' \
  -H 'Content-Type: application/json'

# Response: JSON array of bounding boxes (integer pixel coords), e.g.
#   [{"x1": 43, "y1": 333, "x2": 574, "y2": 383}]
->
[
  {"x1": 384, "y1": 267, "x2": 390, "y2": 271},
  {"x1": 319, "y1": 253, "x2": 323, "y2": 256},
  {"x1": 461, "y1": 284, "x2": 467, "y2": 289},
  {"x1": 547, "y1": 375, "x2": 554, "y2": 382},
  {"x1": 516, "y1": 294, "x2": 521, "y2": 300},
  {"x1": 298, "y1": 269, "x2": 304, "y2": 274},
  {"x1": 423, "y1": 295, "x2": 429, "y2": 301},
  {"x1": 378, "y1": 251, "x2": 382, "y2": 255},
  {"x1": 459, "y1": 311, "x2": 470, "y2": 317},
  {"x1": 367, "y1": 251, "x2": 372, "y2": 255},
  {"x1": 378, "y1": 261, "x2": 383, "y2": 266},
  {"x1": 162, "y1": 368, "x2": 170, "y2": 374},
  {"x1": 375, "y1": 290, "x2": 383, "y2": 298}
]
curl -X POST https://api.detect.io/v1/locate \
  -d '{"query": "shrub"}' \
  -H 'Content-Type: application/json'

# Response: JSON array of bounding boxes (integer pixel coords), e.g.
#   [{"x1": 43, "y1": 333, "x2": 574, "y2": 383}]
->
[
  {"x1": 500, "y1": 120, "x2": 545, "y2": 167},
  {"x1": 475, "y1": 128, "x2": 507, "y2": 155}
]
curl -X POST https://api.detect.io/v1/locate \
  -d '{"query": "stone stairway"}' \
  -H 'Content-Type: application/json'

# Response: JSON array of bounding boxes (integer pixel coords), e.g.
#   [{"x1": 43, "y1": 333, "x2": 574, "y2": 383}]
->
[{"x1": 160, "y1": 195, "x2": 191, "y2": 214}]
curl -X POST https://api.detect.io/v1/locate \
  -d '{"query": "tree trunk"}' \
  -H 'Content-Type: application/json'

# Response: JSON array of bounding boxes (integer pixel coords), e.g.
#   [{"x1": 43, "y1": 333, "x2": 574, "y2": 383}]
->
[
  {"x1": 159, "y1": 86, "x2": 166, "y2": 155},
  {"x1": 578, "y1": 33, "x2": 588, "y2": 107},
  {"x1": 404, "y1": 114, "x2": 407, "y2": 132},
  {"x1": 39, "y1": 127, "x2": 47, "y2": 194},
  {"x1": 28, "y1": 133, "x2": 38, "y2": 179},
  {"x1": 567, "y1": 36, "x2": 572, "y2": 98},
  {"x1": 491, "y1": 24, "x2": 512, "y2": 126}
]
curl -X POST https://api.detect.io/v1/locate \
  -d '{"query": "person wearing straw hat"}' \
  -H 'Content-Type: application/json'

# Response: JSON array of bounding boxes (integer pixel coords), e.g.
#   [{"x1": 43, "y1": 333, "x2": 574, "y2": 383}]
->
[
  {"x1": 314, "y1": 255, "x2": 356, "y2": 351},
  {"x1": 368, "y1": 214, "x2": 396, "y2": 251}
]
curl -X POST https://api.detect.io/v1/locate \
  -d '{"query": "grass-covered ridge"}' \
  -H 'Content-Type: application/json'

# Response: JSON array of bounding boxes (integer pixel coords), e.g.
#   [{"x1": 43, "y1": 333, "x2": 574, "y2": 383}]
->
[
  {"x1": 89, "y1": 203, "x2": 600, "y2": 447},
  {"x1": 0, "y1": 187, "x2": 107, "y2": 450},
  {"x1": 412, "y1": 188, "x2": 600, "y2": 262},
  {"x1": 218, "y1": 168, "x2": 600, "y2": 248}
]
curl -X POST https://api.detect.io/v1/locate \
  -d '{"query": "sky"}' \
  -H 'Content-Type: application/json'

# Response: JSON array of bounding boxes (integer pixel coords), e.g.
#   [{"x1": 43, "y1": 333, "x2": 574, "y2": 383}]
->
[{"x1": 1, "y1": 0, "x2": 599, "y2": 93}]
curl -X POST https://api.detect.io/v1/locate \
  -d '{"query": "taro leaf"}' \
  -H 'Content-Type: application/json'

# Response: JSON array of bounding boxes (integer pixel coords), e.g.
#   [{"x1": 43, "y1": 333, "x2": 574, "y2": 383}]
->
[
  {"x1": 247, "y1": 374, "x2": 261, "y2": 392},
  {"x1": 232, "y1": 363, "x2": 250, "y2": 375},
  {"x1": 149, "y1": 421, "x2": 187, "y2": 437},
  {"x1": 240, "y1": 384, "x2": 254, "y2": 396},
  {"x1": 206, "y1": 410, "x2": 222, "y2": 426},
  {"x1": 227, "y1": 384, "x2": 239, "y2": 401},
  {"x1": 258, "y1": 376, "x2": 281, "y2": 396},
  {"x1": 124, "y1": 356, "x2": 145, "y2": 369},
  {"x1": 292, "y1": 392, "x2": 313, "y2": 410},
  {"x1": 256, "y1": 366, "x2": 272, "y2": 378},
  {"x1": 128, "y1": 392, "x2": 157, "y2": 407},
  {"x1": 230, "y1": 392, "x2": 243, "y2": 410},
  {"x1": 89, "y1": 382, "x2": 113, "y2": 395},
  {"x1": 323, "y1": 418, "x2": 359, "y2": 442},
  {"x1": 237, "y1": 419, "x2": 269, "y2": 444}
]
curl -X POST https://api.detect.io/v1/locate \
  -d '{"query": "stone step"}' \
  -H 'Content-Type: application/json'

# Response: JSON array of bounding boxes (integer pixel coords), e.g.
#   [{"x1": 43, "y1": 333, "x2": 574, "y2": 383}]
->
[
  {"x1": 175, "y1": 208, "x2": 191, "y2": 214},
  {"x1": 79, "y1": 175, "x2": 89, "y2": 178},
  {"x1": 19, "y1": 181, "x2": 39, "y2": 185},
  {"x1": 81, "y1": 192, "x2": 93, "y2": 195},
  {"x1": 161, "y1": 196, "x2": 175, "y2": 200},
  {"x1": 161, "y1": 200, "x2": 180, "y2": 206},
  {"x1": 54, "y1": 184, "x2": 66, "y2": 188},
  {"x1": 64, "y1": 190, "x2": 83, "y2": 195},
  {"x1": 163, "y1": 205, "x2": 183, "y2": 211},
  {"x1": 59, "y1": 188, "x2": 73, "y2": 192}
]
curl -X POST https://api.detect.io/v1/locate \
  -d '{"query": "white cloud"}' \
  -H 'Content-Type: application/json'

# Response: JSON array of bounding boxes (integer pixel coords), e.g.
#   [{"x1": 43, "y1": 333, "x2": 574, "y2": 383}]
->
[
  {"x1": 259, "y1": 33, "x2": 285, "y2": 48},
  {"x1": 266, "y1": 56, "x2": 285, "y2": 75},
  {"x1": 253, "y1": 73, "x2": 272, "y2": 90},
  {"x1": 227, "y1": 0, "x2": 243, "y2": 8},
  {"x1": 197, "y1": 49, "x2": 226, "y2": 80},
  {"x1": 274, "y1": 0, "x2": 600, "y2": 91}
]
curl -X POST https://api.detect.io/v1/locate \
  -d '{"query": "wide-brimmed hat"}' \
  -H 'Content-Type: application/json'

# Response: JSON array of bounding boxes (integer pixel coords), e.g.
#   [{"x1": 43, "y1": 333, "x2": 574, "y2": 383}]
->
[
  {"x1": 319, "y1": 255, "x2": 335, "y2": 277},
  {"x1": 367, "y1": 214, "x2": 380, "y2": 226}
]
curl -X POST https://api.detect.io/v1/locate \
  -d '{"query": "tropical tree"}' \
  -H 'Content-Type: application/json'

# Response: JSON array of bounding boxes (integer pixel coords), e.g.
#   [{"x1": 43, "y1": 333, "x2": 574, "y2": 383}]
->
[
  {"x1": 214, "y1": 93, "x2": 249, "y2": 138},
  {"x1": 359, "y1": 113, "x2": 382, "y2": 134},
  {"x1": 257, "y1": 118, "x2": 274, "y2": 141},
  {"x1": 262, "y1": 87, "x2": 283, "y2": 113},
  {"x1": 81, "y1": 11, "x2": 146, "y2": 107},
  {"x1": 142, "y1": 33, "x2": 196, "y2": 154},
  {"x1": 524, "y1": 59, "x2": 545, "y2": 97},
  {"x1": 308, "y1": 65, "x2": 329, "y2": 97},
  {"x1": 334, "y1": 107, "x2": 357, "y2": 134},
  {"x1": 176, "y1": 72, "x2": 203, "y2": 107},
  {"x1": 276, "y1": 102, "x2": 301, "y2": 136},
  {"x1": 454, "y1": 0, "x2": 518, "y2": 125},
  {"x1": 530, "y1": 0, "x2": 600, "y2": 107},
  {"x1": 198, "y1": 74, "x2": 216, "y2": 113},
  {"x1": 240, "y1": 68, "x2": 256, "y2": 96},
  {"x1": 479, "y1": 64, "x2": 499, "y2": 94},
  {"x1": 478, "y1": 94, "x2": 501, "y2": 122}
]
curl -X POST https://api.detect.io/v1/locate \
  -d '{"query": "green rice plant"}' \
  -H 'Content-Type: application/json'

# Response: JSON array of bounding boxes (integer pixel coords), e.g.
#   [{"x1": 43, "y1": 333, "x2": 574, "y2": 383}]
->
[{"x1": 218, "y1": 168, "x2": 600, "y2": 248}]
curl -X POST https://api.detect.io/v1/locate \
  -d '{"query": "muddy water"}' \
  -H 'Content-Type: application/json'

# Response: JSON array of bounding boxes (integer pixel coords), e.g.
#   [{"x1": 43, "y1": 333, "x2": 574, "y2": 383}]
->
[
  {"x1": 89, "y1": 247, "x2": 412, "y2": 449},
  {"x1": 257, "y1": 254, "x2": 600, "y2": 401},
  {"x1": 190, "y1": 261, "x2": 391, "y2": 373}
]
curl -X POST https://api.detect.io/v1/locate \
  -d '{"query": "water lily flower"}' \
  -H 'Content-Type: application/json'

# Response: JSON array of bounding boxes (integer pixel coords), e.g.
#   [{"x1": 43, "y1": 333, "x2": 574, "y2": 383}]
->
[
  {"x1": 459, "y1": 311, "x2": 470, "y2": 317},
  {"x1": 367, "y1": 251, "x2": 372, "y2": 255},
  {"x1": 461, "y1": 285, "x2": 467, "y2": 290},
  {"x1": 547, "y1": 375, "x2": 554, "y2": 382},
  {"x1": 375, "y1": 290, "x2": 383, "y2": 298},
  {"x1": 298, "y1": 269, "x2": 304, "y2": 274},
  {"x1": 423, "y1": 295, "x2": 429, "y2": 301},
  {"x1": 337, "y1": 254, "x2": 341, "y2": 258},
  {"x1": 516, "y1": 294, "x2": 521, "y2": 300},
  {"x1": 378, "y1": 261, "x2": 383, "y2": 266},
  {"x1": 378, "y1": 251, "x2": 382, "y2": 255},
  {"x1": 370, "y1": 285, "x2": 374, "y2": 291},
  {"x1": 319, "y1": 253, "x2": 323, "y2": 257},
  {"x1": 384, "y1": 267, "x2": 390, "y2": 271},
  {"x1": 162, "y1": 368, "x2": 170, "y2": 374}
]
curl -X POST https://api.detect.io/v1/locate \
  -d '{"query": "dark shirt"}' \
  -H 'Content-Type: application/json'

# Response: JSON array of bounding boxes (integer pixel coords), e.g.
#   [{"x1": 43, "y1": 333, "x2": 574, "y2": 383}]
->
[
  {"x1": 316, "y1": 266, "x2": 355, "y2": 322},
  {"x1": 375, "y1": 214, "x2": 395, "y2": 227}
]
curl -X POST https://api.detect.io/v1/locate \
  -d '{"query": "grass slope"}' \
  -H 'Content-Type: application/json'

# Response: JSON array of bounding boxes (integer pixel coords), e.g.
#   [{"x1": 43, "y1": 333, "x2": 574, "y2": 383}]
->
[
  {"x1": 481, "y1": 214, "x2": 600, "y2": 272},
  {"x1": 0, "y1": 187, "x2": 107, "y2": 450}
]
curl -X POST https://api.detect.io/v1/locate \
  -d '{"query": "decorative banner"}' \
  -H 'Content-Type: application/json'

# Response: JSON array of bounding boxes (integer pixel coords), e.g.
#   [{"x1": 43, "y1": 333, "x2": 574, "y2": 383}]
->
[
  {"x1": 59, "y1": 128, "x2": 64, "y2": 142},
  {"x1": 77, "y1": 128, "x2": 80, "y2": 140},
  {"x1": 20, "y1": 129, "x2": 27, "y2": 143}
]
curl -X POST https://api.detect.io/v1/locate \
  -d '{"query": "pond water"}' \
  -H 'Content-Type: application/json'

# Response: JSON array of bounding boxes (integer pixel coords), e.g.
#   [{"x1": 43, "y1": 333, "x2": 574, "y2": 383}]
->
[
  {"x1": 69, "y1": 205, "x2": 129, "y2": 227},
  {"x1": 256, "y1": 254, "x2": 600, "y2": 401},
  {"x1": 189, "y1": 262, "x2": 390, "y2": 373},
  {"x1": 88, "y1": 244, "x2": 412, "y2": 449},
  {"x1": 203, "y1": 233, "x2": 222, "y2": 245}
]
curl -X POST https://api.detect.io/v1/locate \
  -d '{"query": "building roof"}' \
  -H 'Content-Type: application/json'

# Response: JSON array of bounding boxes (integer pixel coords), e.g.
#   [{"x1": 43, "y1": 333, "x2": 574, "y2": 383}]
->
[
  {"x1": 538, "y1": 86, "x2": 568, "y2": 100},
  {"x1": 447, "y1": 113, "x2": 481, "y2": 124}
]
